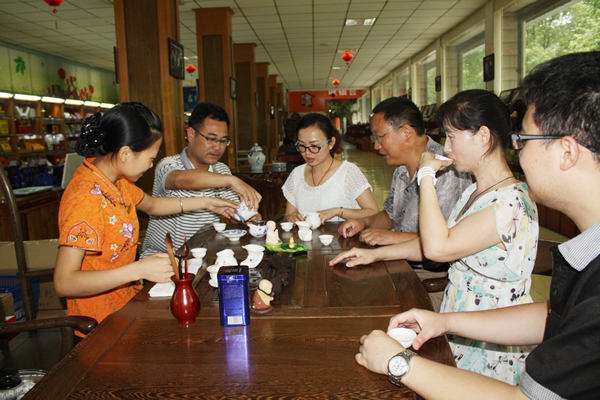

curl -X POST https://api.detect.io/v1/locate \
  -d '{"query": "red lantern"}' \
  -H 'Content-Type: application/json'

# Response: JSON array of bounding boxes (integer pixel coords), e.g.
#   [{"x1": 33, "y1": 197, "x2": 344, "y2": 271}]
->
[
  {"x1": 44, "y1": 0, "x2": 63, "y2": 12},
  {"x1": 341, "y1": 50, "x2": 354, "y2": 65},
  {"x1": 332, "y1": 78, "x2": 340, "y2": 86},
  {"x1": 185, "y1": 64, "x2": 196, "y2": 74}
]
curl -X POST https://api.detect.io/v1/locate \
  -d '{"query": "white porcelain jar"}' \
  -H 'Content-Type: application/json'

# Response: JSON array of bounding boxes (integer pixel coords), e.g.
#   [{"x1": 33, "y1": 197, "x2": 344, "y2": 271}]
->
[{"x1": 248, "y1": 143, "x2": 266, "y2": 172}]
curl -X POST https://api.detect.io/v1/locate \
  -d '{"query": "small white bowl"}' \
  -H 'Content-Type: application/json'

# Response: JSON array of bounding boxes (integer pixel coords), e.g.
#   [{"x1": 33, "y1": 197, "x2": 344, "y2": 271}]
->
[
  {"x1": 318, "y1": 234, "x2": 333, "y2": 246},
  {"x1": 213, "y1": 223, "x2": 226, "y2": 233},
  {"x1": 190, "y1": 247, "x2": 207, "y2": 259},
  {"x1": 221, "y1": 229, "x2": 247, "y2": 242},
  {"x1": 207, "y1": 265, "x2": 221, "y2": 281},
  {"x1": 388, "y1": 328, "x2": 417, "y2": 348},
  {"x1": 280, "y1": 222, "x2": 293, "y2": 232},
  {"x1": 247, "y1": 223, "x2": 267, "y2": 238}
]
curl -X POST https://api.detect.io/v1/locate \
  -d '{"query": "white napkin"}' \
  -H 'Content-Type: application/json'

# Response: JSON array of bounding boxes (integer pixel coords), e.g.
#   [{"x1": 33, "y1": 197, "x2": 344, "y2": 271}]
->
[{"x1": 148, "y1": 259, "x2": 203, "y2": 297}]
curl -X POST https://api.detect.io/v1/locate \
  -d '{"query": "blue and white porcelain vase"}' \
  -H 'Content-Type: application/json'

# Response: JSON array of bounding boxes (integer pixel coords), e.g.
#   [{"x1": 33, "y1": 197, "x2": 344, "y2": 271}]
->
[{"x1": 248, "y1": 143, "x2": 266, "y2": 172}]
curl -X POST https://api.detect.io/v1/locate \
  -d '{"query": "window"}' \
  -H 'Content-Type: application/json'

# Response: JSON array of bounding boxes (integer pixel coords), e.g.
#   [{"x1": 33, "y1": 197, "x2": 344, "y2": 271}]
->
[
  {"x1": 445, "y1": 26, "x2": 485, "y2": 98},
  {"x1": 525, "y1": 0, "x2": 600, "y2": 74},
  {"x1": 416, "y1": 51, "x2": 436, "y2": 106},
  {"x1": 395, "y1": 68, "x2": 409, "y2": 98}
]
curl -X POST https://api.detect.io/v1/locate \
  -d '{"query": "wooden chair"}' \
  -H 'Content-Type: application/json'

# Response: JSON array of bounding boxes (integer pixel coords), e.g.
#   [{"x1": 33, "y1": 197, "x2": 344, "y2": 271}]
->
[{"x1": 0, "y1": 165, "x2": 96, "y2": 362}]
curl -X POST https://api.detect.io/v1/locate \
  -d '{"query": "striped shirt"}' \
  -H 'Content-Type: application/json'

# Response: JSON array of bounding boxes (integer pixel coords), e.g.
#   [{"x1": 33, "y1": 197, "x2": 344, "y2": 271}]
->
[{"x1": 140, "y1": 152, "x2": 239, "y2": 258}]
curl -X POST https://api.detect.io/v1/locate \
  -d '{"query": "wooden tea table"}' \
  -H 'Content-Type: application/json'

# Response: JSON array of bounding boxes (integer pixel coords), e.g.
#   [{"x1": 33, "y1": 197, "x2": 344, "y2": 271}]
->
[{"x1": 25, "y1": 222, "x2": 454, "y2": 399}]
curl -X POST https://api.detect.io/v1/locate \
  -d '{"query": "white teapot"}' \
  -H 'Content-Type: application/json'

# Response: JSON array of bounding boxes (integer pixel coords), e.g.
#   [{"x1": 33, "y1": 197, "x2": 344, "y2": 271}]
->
[{"x1": 305, "y1": 212, "x2": 321, "y2": 229}]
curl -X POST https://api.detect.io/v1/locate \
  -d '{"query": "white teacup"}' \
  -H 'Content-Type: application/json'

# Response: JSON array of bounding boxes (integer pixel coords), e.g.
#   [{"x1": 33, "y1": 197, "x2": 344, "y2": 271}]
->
[
  {"x1": 296, "y1": 221, "x2": 313, "y2": 241},
  {"x1": 388, "y1": 328, "x2": 417, "y2": 348},
  {"x1": 243, "y1": 244, "x2": 265, "y2": 261},
  {"x1": 207, "y1": 265, "x2": 221, "y2": 281},
  {"x1": 280, "y1": 222, "x2": 293, "y2": 232},
  {"x1": 215, "y1": 249, "x2": 237, "y2": 266},
  {"x1": 318, "y1": 235, "x2": 333, "y2": 246},
  {"x1": 190, "y1": 247, "x2": 207, "y2": 260},
  {"x1": 213, "y1": 223, "x2": 226, "y2": 233},
  {"x1": 305, "y1": 212, "x2": 321, "y2": 229},
  {"x1": 247, "y1": 222, "x2": 267, "y2": 238},
  {"x1": 234, "y1": 198, "x2": 258, "y2": 223}
]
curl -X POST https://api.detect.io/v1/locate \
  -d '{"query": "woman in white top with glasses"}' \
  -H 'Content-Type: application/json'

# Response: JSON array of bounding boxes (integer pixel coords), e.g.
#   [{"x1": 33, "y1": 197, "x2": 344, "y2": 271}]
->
[{"x1": 282, "y1": 113, "x2": 379, "y2": 225}]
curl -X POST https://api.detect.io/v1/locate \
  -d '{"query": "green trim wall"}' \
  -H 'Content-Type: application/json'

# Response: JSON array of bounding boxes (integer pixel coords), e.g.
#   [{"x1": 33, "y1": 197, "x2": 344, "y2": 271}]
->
[{"x1": 0, "y1": 42, "x2": 119, "y2": 103}]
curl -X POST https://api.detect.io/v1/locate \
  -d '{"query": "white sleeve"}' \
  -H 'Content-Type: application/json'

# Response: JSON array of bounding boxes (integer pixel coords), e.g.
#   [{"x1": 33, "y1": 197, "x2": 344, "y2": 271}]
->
[{"x1": 282, "y1": 166, "x2": 302, "y2": 208}]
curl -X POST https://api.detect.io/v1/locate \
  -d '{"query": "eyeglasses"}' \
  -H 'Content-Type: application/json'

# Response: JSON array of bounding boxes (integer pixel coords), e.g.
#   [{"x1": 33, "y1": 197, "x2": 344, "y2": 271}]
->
[
  {"x1": 370, "y1": 124, "x2": 415, "y2": 144},
  {"x1": 195, "y1": 130, "x2": 231, "y2": 146},
  {"x1": 510, "y1": 133, "x2": 597, "y2": 153},
  {"x1": 295, "y1": 139, "x2": 330, "y2": 154}
]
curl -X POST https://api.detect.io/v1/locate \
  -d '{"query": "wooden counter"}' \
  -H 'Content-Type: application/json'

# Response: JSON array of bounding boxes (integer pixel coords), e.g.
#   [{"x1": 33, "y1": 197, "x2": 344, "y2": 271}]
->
[{"x1": 0, "y1": 187, "x2": 62, "y2": 241}]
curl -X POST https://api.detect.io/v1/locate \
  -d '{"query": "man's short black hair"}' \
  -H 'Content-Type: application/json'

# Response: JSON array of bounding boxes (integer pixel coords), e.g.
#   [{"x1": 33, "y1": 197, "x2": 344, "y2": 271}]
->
[
  {"x1": 188, "y1": 102, "x2": 230, "y2": 130},
  {"x1": 372, "y1": 97, "x2": 425, "y2": 136},
  {"x1": 520, "y1": 51, "x2": 600, "y2": 161}
]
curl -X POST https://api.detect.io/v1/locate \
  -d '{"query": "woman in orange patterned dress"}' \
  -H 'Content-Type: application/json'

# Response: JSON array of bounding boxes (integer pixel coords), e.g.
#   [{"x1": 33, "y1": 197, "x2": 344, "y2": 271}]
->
[{"x1": 54, "y1": 103, "x2": 238, "y2": 336}]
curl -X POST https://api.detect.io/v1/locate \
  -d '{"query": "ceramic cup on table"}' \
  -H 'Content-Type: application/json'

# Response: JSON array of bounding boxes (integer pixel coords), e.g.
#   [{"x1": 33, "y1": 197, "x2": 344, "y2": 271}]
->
[
  {"x1": 305, "y1": 212, "x2": 321, "y2": 229},
  {"x1": 387, "y1": 328, "x2": 417, "y2": 348},
  {"x1": 234, "y1": 198, "x2": 258, "y2": 223},
  {"x1": 215, "y1": 249, "x2": 237, "y2": 266},
  {"x1": 318, "y1": 235, "x2": 333, "y2": 246},
  {"x1": 190, "y1": 247, "x2": 207, "y2": 260},
  {"x1": 213, "y1": 223, "x2": 226, "y2": 233},
  {"x1": 207, "y1": 265, "x2": 221, "y2": 281},
  {"x1": 280, "y1": 222, "x2": 293, "y2": 232},
  {"x1": 296, "y1": 221, "x2": 313, "y2": 241},
  {"x1": 247, "y1": 221, "x2": 267, "y2": 238}
]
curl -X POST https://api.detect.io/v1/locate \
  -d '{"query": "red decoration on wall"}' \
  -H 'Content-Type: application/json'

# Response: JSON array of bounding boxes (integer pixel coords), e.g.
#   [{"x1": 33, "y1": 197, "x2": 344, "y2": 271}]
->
[
  {"x1": 332, "y1": 78, "x2": 340, "y2": 86},
  {"x1": 341, "y1": 50, "x2": 354, "y2": 65},
  {"x1": 185, "y1": 64, "x2": 196, "y2": 74}
]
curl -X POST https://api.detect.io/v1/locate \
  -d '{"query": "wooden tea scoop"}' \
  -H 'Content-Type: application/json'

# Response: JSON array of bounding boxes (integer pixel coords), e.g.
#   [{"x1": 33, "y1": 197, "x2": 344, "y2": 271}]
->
[{"x1": 164, "y1": 232, "x2": 179, "y2": 280}]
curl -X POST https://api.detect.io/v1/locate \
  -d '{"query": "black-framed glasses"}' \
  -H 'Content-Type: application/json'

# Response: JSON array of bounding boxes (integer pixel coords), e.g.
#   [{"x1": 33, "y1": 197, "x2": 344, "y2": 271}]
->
[
  {"x1": 370, "y1": 124, "x2": 415, "y2": 144},
  {"x1": 295, "y1": 139, "x2": 330, "y2": 154},
  {"x1": 510, "y1": 133, "x2": 597, "y2": 153},
  {"x1": 195, "y1": 130, "x2": 231, "y2": 146}
]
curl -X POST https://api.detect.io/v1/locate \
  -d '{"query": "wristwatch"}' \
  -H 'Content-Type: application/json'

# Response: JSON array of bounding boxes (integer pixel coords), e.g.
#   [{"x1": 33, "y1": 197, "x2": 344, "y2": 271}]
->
[{"x1": 387, "y1": 350, "x2": 418, "y2": 387}]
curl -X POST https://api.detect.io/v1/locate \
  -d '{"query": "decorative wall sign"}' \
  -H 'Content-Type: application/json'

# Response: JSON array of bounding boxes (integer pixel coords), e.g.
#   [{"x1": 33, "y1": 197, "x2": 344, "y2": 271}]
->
[
  {"x1": 483, "y1": 53, "x2": 495, "y2": 82},
  {"x1": 169, "y1": 38, "x2": 185, "y2": 80}
]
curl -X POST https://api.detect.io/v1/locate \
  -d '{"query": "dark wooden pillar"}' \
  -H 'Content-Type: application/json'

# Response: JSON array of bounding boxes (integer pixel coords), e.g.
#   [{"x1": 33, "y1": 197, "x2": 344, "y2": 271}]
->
[
  {"x1": 194, "y1": 7, "x2": 236, "y2": 168},
  {"x1": 256, "y1": 63, "x2": 270, "y2": 157},
  {"x1": 233, "y1": 43, "x2": 257, "y2": 152},
  {"x1": 114, "y1": 0, "x2": 184, "y2": 193}
]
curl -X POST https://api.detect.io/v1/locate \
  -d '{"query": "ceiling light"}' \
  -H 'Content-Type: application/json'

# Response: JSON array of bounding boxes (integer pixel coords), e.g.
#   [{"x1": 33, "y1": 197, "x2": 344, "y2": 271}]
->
[
  {"x1": 14, "y1": 94, "x2": 41, "y2": 101},
  {"x1": 65, "y1": 99, "x2": 84, "y2": 105},
  {"x1": 332, "y1": 67, "x2": 342, "y2": 70},
  {"x1": 0, "y1": 92, "x2": 13, "y2": 99},
  {"x1": 84, "y1": 101, "x2": 100, "y2": 107},
  {"x1": 42, "y1": 96, "x2": 65, "y2": 104},
  {"x1": 100, "y1": 103, "x2": 115, "y2": 108},
  {"x1": 345, "y1": 18, "x2": 376, "y2": 26}
]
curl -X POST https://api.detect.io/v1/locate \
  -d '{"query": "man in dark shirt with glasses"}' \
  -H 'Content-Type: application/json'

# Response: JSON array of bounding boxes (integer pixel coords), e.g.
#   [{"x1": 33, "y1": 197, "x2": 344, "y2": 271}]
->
[{"x1": 356, "y1": 51, "x2": 600, "y2": 400}]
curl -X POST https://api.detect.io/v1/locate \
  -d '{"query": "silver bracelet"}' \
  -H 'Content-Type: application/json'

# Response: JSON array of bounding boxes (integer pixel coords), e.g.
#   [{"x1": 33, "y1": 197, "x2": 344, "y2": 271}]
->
[
  {"x1": 417, "y1": 166, "x2": 437, "y2": 186},
  {"x1": 179, "y1": 197, "x2": 184, "y2": 213}
]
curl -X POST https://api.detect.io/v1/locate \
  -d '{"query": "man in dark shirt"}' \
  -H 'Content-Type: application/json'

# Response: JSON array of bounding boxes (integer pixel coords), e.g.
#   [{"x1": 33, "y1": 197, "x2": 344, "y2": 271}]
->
[{"x1": 354, "y1": 51, "x2": 600, "y2": 399}]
